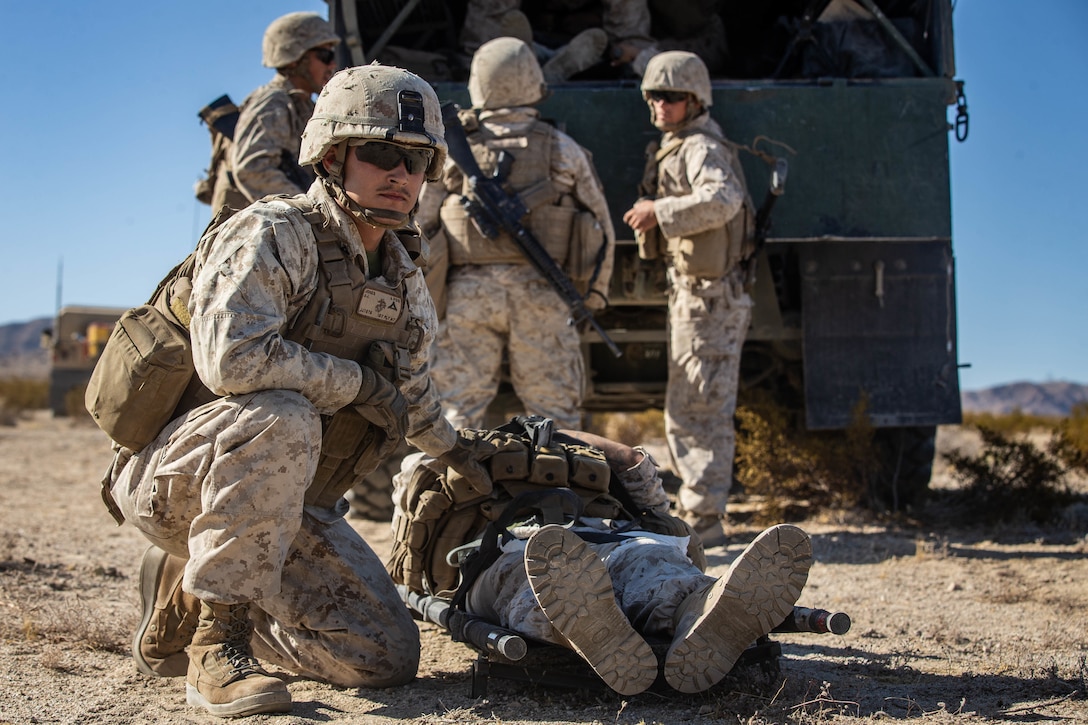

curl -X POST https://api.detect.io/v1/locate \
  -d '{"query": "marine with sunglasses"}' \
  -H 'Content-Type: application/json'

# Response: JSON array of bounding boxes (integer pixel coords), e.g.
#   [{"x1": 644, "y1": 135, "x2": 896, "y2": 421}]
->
[
  {"x1": 210, "y1": 12, "x2": 340, "y2": 219},
  {"x1": 109, "y1": 65, "x2": 494, "y2": 718},
  {"x1": 622, "y1": 51, "x2": 756, "y2": 550},
  {"x1": 419, "y1": 36, "x2": 615, "y2": 433}
]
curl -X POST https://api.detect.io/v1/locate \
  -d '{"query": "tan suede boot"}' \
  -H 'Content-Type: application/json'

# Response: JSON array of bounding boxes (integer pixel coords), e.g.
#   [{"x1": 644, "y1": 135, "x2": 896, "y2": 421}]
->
[
  {"x1": 132, "y1": 546, "x2": 200, "y2": 677},
  {"x1": 525, "y1": 525, "x2": 658, "y2": 696},
  {"x1": 664, "y1": 524, "x2": 812, "y2": 693},
  {"x1": 185, "y1": 601, "x2": 291, "y2": 717}
]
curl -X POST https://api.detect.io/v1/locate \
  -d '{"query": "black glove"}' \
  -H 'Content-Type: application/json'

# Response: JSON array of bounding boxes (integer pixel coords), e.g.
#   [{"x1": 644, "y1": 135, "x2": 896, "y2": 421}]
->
[
  {"x1": 352, "y1": 365, "x2": 408, "y2": 441},
  {"x1": 437, "y1": 430, "x2": 495, "y2": 498}
]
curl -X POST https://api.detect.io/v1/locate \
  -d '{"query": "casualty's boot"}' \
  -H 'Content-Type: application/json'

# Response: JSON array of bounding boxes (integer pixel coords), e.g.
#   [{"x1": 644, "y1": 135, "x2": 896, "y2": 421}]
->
[
  {"x1": 542, "y1": 28, "x2": 608, "y2": 83},
  {"x1": 185, "y1": 601, "x2": 292, "y2": 717},
  {"x1": 664, "y1": 524, "x2": 812, "y2": 693},
  {"x1": 524, "y1": 525, "x2": 658, "y2": 696},
  {"x1": 133, "y1": 545, "x2": 200, "y2": 677}
]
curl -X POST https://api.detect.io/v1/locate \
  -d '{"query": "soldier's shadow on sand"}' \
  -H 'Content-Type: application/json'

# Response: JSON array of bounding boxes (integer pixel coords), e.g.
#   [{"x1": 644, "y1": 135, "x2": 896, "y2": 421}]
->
[{"x1": 702, "y1": 528, "x2": 1087, "y2": 568}]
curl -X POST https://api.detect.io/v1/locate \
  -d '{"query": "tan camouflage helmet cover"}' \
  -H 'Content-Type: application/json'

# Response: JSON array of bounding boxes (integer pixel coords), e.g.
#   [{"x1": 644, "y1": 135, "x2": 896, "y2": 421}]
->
[
  {"x1": 641, "y1": 51, "x2": 713, "y2": 109},
  {"x1": 468, "y1": 37, "x2": 547, "y2": 110},
  {"x1": 299, "y1": 64, "x2": 447, "y2": 181},
  {"x1": 262, "y1": 12, "x2": 340, "y2": 69}
]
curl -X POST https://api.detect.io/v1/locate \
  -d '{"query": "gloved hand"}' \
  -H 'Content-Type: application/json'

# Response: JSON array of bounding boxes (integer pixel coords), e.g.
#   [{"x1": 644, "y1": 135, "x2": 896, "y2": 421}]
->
[
  {"x1": 437, "y1": 430, "x2": 495, "y2": 499},
  {"x1": 352, "y1": 365, "x2": 408, "y2": 441}
]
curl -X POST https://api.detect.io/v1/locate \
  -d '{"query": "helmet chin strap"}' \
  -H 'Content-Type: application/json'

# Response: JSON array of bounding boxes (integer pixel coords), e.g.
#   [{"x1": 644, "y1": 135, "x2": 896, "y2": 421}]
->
[
  {"x1": 323, "y1": 179, "x2": 408, "y2": 229},
  {"x1": 319, "y1": 143, "x2": 410, "y2": 230}
]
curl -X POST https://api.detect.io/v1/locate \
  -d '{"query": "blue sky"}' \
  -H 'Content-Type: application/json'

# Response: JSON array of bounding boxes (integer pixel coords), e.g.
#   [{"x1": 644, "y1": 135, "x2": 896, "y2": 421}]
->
[{"x1": 0, "y1": 1, "x2": 1084, "y2": 392}]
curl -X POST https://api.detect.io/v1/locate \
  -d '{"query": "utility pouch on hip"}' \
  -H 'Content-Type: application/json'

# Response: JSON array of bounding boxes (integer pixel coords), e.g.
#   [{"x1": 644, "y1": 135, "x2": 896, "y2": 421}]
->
[{"x1": 84, "y1": 304, "x2": 195, "y2": 452}]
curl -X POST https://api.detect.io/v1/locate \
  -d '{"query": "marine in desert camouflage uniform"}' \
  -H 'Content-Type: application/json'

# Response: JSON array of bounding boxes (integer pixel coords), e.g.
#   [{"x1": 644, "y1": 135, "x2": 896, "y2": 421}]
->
[
  {"x1": 107, "y1": 65, "x2": 493, "y2": 718},
  {"x1": 390, "y1": 426, "x2": 812, "y2": 695},
  {"x1": 623, "y1": 51, "x2": 756, "y2": 548},
  {"x1": 461, "y1": 0, "x2": 727, "y2": 78},
  {"x1": 211, "y1": 12, "x2": 340, "y2": 218},
  {"x1": 421, "y1": 36, "x2": 615, "y2": 430}
]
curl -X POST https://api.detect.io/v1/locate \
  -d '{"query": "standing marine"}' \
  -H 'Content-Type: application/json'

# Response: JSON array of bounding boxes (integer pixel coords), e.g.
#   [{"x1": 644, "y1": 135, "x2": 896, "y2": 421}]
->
[
  {"x1": 622, "y1": 50, "x2": 755, "y2": 548},
  {"x1": 422, "y1": 36, "x2": 616, "y2": 430},
  {"x1": 210, "y1": 11, "x2": 341, "y2": 218}
]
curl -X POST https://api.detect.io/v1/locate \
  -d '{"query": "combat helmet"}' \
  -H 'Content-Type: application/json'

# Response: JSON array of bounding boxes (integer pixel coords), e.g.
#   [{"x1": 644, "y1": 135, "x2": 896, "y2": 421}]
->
[
  {"x1": 468, "y1": 37, "x2": 547, "y2": 110},
  {"x1": 262, "y1": 12, "x2": 339, "y2": 69},
  {"x1": 641, "y1": 51, "x2": 713, "y2": 109},
  {"x1": 299, "y1": 64, "x2": 447, "y2": 227}
]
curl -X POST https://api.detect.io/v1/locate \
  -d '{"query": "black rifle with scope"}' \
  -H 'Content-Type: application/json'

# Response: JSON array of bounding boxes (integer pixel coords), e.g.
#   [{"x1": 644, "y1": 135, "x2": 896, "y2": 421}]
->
[{"x1": 440, "y1": 102, "x2": 622, "y2": 358}]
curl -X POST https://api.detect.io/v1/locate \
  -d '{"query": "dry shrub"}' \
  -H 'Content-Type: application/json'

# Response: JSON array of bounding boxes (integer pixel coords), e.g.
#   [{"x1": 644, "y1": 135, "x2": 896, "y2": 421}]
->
[
  {"x1": 1049, "y1": 402, "x2": 1088, "y2": 474},
  {"x1": 735, "y1": 391, "x2": 876, "y2": 523},
  {"x1": 584, "y1": 409, "x2": 665, "y2": 447},
  {"x1": 0, "y1": 378, "x2": 49, "y2": 423},
  {"x1": 963, "y1": 410, "x2": 1062, "y2": 436},
  {"x1": 942, "y1": 425, "x2": 1083, "y2": 525}
]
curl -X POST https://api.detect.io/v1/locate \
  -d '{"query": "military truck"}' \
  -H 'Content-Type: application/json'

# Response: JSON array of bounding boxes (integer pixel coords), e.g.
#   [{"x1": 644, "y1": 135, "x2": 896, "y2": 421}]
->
[
  {"x1": 43, "y1": 305, "x2": 125, "y2": 417},
  {"x1": 326, "y1": 0, "x2": 967, "y2": 515}
]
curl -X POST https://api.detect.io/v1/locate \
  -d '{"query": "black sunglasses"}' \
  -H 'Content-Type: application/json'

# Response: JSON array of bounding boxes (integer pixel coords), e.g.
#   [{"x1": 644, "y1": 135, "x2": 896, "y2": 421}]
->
[
  {"x1": 310, "y1": 46, "x2": 336, "y2": 65},
  {"x1": 353, "y1": 142, "x2": 434, "y2": 175},
  {"x1": 646, "y1": 90, "x2": 689, "y2": 104}
]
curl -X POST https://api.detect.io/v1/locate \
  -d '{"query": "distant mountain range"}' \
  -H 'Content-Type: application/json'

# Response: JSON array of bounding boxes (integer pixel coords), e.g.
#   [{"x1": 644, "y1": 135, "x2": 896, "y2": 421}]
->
[
  {"x1": 1, "y1": 316, "x2": 1084, "y2": 417},
  {"x1": 960, "y1": 380, "x2": 1088, "y2": 417}
]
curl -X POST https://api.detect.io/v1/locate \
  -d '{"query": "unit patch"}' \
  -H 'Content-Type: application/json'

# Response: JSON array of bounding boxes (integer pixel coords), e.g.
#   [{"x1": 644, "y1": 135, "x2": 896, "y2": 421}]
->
[{"x1": 357, "y1": 287, "x2": 402, "y2": 324}]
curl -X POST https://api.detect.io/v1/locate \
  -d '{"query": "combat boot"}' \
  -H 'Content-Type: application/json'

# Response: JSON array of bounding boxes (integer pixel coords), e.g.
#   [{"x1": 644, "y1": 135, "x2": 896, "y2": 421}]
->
[
  {"x1": 132, "y1": 545, "x2": 200, "y2": 677},
  {"x1": 542, "y1": 28, "x2": 608, "y2": 83},
  {"x1": 524, "y1": 525, "x2": 658, "y2": 696},
  {"x1": 186, "y1": 601, "x2": 292, "y2": 718},
  {"x1": 664, "y1": 524, "x2": 812, "y2": 693},
  {"x1": 679, "y1": 510, "x2": 730, "y2": 549}
]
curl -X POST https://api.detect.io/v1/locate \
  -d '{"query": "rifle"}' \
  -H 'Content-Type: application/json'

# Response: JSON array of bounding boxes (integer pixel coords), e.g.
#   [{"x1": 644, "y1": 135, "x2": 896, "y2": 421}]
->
[
  {"x1": 398, "y1": 585, "x2": 528, "y2": 661},
  {"x1": 440, "y1": 102, "x2": 622, "y2": 358}
]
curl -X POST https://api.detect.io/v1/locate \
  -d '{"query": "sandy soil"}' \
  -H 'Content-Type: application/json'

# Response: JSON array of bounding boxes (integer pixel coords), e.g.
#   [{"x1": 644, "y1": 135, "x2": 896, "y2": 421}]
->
[{"x1": 1, "y1": 413, "x2": 1085, "y2": 724}]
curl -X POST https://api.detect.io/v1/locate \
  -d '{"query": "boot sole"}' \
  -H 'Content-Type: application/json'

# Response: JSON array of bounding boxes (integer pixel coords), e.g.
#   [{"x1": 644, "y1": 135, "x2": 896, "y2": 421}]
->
[
  {"x1": 664, "y1": 524, "x2": 812, "y2": 693},
  {"x1": 524, "y1": 525, "x2": 657, "y2": 696},
  {"x1": 132, "y1": 545, "x2": 186, "y2": 678},
  {"x1": 186, "y1": 683, "x2": 292, "y2": 717}
]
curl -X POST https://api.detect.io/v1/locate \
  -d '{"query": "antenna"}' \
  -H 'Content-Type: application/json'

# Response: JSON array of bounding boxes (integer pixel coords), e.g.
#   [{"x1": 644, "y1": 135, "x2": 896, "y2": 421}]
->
[{"x1": 55, "y1": 257, "x2": 63, "y2": 316}]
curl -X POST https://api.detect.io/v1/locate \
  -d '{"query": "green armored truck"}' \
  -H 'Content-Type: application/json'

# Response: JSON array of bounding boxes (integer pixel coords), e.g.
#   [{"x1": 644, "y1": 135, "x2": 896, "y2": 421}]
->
[{"x1": 326, "y1": 0, "x2": 967, "y2": 512}]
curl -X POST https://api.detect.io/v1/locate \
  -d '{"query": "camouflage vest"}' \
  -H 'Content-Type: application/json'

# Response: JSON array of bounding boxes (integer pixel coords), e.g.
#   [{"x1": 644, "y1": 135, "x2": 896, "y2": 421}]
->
[
  {"x1": 641, "y1": 127, "x2": 756, "y2": 279},
  {"x1": 155, "y1": 197, "x2": 423, "y2": 508},
  {"x1": 387, "y1": 421, "x2": 702, "y2": 599},
  {"x1": 387, "y1": 424, "x2": 618, "y2": 598},
  {"x1": 440, "y1": 119, "x2": 580, "y2": 268}
]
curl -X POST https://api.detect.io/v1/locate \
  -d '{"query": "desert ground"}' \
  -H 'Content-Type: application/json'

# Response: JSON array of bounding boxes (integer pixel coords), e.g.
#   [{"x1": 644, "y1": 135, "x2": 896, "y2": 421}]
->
[{"x1": 1, "y1": 411, "x2": 1085, "y2": 724}]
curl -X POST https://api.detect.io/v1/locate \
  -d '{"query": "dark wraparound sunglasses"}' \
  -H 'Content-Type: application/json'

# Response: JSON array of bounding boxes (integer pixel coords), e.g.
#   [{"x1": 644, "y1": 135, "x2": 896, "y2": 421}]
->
[
  {"x1": 353, "y1": 142, "x2": 434, "y2": 175},
  {"x1": 310, "y1": 46, "x2": 336, "y2": 65},
  {"x1": 646, "y1": 90, "x2": 689, "y2": 104}
]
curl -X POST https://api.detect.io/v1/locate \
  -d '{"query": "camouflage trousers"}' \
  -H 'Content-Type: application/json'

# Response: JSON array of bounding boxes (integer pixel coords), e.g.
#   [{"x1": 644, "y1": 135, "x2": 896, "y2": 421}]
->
[
  {"x1": 666, "y1": 268, "x2": 753, "y2": 517},
  {"x1": 466, "y1": 531, "x2": 711, "y2": 642},
  {"x1": 110, "y1": 390, "x2": 419, "y2": 688},
  {"x1": 432, "y1": 264, "x2": 584, "y2": 430}
]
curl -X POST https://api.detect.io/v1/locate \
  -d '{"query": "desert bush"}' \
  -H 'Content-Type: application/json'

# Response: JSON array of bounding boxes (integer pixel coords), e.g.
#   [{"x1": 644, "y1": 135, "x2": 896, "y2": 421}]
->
[
  {"x1": 1049, "y1": 402, "x2": 1088, "y2": 474},
  {"x1": 0, "y1": 378, "x2": 49, "y2": 423},
  {"x1": 734, "y1": 391, "x2": 875, "y2": 523},
  {"x1": 962, "y1": 409, "x2": 1062, "y2": 435},
  {"x1": 584, "y1": 409, "x2": 666, "y2": 447},
  {"x1": 942, "y1": 425, "x2": 1081, "y2": 525}
]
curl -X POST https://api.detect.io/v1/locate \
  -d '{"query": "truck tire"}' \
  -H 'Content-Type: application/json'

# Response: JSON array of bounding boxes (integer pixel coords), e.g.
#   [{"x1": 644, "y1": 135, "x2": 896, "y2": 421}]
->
[{"x1": 871, "y1": 426, "x2": 937, "y2": 511}]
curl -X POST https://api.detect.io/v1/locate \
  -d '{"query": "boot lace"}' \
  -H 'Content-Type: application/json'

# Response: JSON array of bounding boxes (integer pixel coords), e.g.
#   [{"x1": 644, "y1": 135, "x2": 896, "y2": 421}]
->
[{"x1": 220, "y1": 604, "x2": 264, "y2": 679}]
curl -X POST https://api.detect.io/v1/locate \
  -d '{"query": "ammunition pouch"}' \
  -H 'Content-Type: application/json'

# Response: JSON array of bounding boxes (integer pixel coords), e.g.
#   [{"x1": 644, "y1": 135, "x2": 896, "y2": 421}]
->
[{"x1": 666, "y1": 200, "x2": 753, "y2": 280}]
